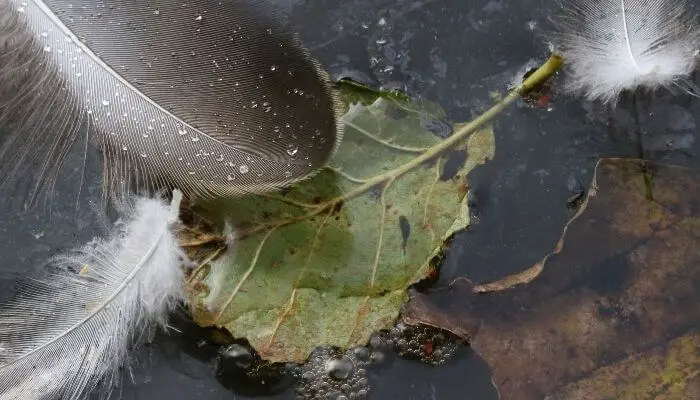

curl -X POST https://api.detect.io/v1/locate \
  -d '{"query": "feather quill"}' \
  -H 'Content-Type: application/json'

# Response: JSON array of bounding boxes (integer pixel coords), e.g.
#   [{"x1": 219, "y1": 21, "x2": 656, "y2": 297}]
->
[
  {"x1": 0, "y1": 189, "x2": 186, "y2": 400},
  {"x1": 0, "y1": 0, "x2": 344, "y2": 205},
  {"x1": 550, "y1": 0, "x2": 700, "y2": 103}
]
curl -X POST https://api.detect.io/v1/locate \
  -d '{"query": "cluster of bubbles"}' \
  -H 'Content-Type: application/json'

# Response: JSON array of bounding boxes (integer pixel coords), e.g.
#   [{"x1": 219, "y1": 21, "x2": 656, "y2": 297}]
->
[
  {"x1": 296, "y1": 347, "x2": 371, "y2": 400},
  {"x1": 388, "y1": 322, "x2": 460, "y2": 366},
  {"x1": 295, "y1": 324, "x2": 460, "y2": 398},
  {"x1": 214, "y1": 323, "x2": 462, "y2": 398}
]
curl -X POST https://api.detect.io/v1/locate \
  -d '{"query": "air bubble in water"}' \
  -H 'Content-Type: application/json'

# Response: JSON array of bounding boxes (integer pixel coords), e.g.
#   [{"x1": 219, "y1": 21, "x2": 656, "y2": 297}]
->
[
  {"x1": 389, "y1": 322, "x2": 460, "y2": 365},
  {"x1": 325, "y1": 358, "x2": 353, "y2": 380},
  {"x1": 296, "y1": 347, "x2": 373, "y2": 400},
  {"x1": 219, "y1": 344, "x2": 253, "y2": 369}
]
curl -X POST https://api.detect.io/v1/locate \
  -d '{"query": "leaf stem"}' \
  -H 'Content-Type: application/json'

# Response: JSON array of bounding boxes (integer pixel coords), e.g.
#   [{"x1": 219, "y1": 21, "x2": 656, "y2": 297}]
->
[
  {"x1": 335, "y1": 54, "x2": 564, "y2": 203},
  {"x1": 241, "y1": 55, "x2": 563, "y2": 236}
]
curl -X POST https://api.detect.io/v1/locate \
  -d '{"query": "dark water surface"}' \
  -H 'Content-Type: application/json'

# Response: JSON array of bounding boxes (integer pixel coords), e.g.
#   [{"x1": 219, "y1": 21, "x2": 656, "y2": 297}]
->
[{"x1": 1, "y1": 0, "x2": 698, "y2": 399}]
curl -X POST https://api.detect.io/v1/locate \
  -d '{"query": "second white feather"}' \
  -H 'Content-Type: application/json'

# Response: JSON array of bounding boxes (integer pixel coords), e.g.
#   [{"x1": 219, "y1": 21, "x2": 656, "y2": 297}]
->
[{"x1": 550, "y1": 0, "x2": 699, "y2": 103}]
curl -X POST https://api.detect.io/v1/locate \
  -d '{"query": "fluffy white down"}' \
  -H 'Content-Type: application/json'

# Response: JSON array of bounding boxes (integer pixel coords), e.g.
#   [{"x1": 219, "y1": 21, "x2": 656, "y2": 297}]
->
[
  {"x1": 551, "y1": 0, "x2": 699, "y2": 102},
  {"x1": 0, "y1": 192, "x2": 186, "y2": 400},
  {"x1": 117, "y1": 194, "x2": 186, "y2": 324}
]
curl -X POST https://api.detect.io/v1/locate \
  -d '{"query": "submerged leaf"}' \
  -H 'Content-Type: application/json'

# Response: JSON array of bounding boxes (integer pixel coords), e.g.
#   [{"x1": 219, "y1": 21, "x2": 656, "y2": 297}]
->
[
  {"x1": 553, "y1": 333, "x2": 700, "y2": 400},
  {"x1": 402, "y1": 158, "x2": 700, "y2": 399},
  {"x1": 188, "y1": 95, "x2": 495, "y2": 363}
]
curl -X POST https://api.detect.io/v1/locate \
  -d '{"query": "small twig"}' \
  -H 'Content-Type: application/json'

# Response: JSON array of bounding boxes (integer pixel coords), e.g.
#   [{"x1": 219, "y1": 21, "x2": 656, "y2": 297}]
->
[
  {"x1": 187, "y1": 246, "x2": 226, "y2": 283},
  {"x1": 179, "y1": 234, "x2": 222, "y2": 248}
]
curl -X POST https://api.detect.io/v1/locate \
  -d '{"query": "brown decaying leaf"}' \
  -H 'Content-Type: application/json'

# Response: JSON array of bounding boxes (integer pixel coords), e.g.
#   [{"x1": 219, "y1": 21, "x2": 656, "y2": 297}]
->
[{"x1": 402, "y1": 158, "x2": 700, "y2": 399}]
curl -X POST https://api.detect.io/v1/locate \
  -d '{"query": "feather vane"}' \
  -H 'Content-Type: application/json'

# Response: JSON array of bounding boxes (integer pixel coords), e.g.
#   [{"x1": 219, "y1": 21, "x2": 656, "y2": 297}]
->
[
  {"x1": 0, "y1": 0, "x2": 343, "y2": 204},
  {"x1": 0, "y1": 190, "x2": 186, "y2": 400},
  {"x1": 551, "y1": 0, "x2": 700, "y2": 102}
]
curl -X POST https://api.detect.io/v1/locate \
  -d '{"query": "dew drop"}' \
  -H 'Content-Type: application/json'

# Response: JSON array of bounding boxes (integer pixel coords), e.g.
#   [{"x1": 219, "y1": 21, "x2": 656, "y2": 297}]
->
[
  {"x1": 102, "y1": 99, "x2": 110, "y2": 106},
  {"x1": 238, "y1": 164, "x2": 249, "y2": 174},
  {"x1": 286, "y1": 145, "x2": 299, "y2": 156},
  {"x1": 140, "y1": 153, "x2": 147, "y2": 158},
  {"x1": 227, "y1": 174, "x2": 235, "y2": 181},
  {"x1": 177, "y1": 126, "x2": 187, "y2": 135},
  {"x1": 191, "y1": 136, "x2": 200, "y2": 142}
]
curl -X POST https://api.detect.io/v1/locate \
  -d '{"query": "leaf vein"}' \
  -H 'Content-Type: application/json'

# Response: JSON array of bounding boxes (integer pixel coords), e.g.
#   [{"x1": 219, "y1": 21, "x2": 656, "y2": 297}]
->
[
  {"x1": 423, "y1": 165, "x2": 441, "y2": 244},
  {"x1": 266, "y1": 212, "x2": 333, "y2": 348},
  {"x1": 342, "y1": 119, "x2": 430, "y2": 153},
  {"x1": 370, "y1": 180, "x2": 393, "y2": 289},
  {"x1": 215, "y1": 227, "x2": 278, "y2": 320}
]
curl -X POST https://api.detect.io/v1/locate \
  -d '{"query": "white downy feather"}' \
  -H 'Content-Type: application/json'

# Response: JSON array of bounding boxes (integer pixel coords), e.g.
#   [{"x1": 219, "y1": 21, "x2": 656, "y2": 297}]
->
[
  {"x1": 0, "y1": 190, "x2": 186, "y2": 400},
  {"x1": 550, "y1": 0, "x2": 700, "y2": 102}
]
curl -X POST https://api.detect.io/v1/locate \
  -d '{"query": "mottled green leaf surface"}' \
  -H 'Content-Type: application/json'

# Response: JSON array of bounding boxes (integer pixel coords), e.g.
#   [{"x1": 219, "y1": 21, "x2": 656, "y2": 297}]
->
[{"x1": 189, "y1": 95, "x2": 494, "y2": 363}]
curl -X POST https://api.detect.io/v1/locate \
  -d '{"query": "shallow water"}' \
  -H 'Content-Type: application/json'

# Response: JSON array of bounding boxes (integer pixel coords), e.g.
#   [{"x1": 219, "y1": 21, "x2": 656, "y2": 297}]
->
[{"x1": 1, "y1": 0, "x2": 698, "y2": 399}]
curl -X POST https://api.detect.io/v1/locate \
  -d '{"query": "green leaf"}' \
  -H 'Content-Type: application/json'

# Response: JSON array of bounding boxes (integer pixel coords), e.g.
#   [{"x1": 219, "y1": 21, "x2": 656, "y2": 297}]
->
[
  {"x1": 187, "y1": 95, "x2": 494, "y2": 363},
  {"x1": 183, "y1": 55, "x2": 564, "y2": 363}
]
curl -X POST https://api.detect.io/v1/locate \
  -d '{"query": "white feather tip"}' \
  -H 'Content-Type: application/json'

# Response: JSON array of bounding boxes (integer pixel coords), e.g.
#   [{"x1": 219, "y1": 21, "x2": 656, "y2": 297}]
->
[
  {"x1": 0, "y1": 191, "x2": 187, "y2": 400},
  {"x1": 551, "y1": 0, "x2": 700, "y2": 103}
]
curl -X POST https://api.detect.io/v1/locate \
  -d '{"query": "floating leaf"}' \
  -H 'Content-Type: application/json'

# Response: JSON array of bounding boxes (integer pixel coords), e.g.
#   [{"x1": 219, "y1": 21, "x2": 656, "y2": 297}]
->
[
  {"x1": 185, "y1": 56, "x2": 563, "y2": 363},
  {"x1": 402, "y1": 158, "x2": 700, "y2": 399},
  {"x1": 188, "y1": 94, "x2": 494, "y2": 363}
]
